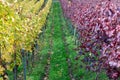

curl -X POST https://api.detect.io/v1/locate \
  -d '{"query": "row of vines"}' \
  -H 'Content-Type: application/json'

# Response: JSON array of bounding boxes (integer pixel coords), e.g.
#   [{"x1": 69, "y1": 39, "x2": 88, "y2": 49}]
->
[
  {"x1": 0, "y1": 0, "x2": 52, "y2": 79},
  {"x1": 60, "y1": 0, "x2": 120, "y2": 80}
]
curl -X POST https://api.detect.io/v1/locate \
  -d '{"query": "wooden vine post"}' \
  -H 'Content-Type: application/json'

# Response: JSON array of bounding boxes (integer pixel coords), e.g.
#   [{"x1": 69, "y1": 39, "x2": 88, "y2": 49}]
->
[{"x1": 21, "y1": 49, "x2": 26, "y2": 80}]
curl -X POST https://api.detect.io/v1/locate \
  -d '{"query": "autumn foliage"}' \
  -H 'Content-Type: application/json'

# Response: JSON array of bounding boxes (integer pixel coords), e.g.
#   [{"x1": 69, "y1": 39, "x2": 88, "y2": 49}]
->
[{"x1": 60, "y1": 0, "x2": 120, "y2": 79}]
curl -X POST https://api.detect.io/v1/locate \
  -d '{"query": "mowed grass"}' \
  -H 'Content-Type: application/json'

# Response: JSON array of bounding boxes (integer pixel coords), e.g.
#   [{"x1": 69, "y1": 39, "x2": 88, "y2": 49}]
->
[{"x1": 48, "y1": 2, "x2": 70, "y2": 80}]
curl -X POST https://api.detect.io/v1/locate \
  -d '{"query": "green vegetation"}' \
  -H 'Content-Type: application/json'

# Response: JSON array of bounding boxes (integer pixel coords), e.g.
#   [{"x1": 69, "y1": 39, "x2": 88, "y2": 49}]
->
[{"x1": 5, "y1": 1, "x2": 110, "y2": 80}]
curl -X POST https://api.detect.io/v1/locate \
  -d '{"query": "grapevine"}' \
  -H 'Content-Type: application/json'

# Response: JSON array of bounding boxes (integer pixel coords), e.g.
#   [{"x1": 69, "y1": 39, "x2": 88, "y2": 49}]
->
[
  {"x1": 0, "y1": 0, "x2": 52, "y2": 79},
  {"x1": 60, "y1": 0, "x2": 120, "y2": 79}
]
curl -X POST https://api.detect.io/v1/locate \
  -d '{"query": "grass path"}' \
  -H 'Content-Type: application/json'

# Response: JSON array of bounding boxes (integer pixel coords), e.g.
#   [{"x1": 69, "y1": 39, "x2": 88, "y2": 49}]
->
[{"x1": 48, "y1": 2, "x2": 70, "y2": 80}]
